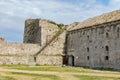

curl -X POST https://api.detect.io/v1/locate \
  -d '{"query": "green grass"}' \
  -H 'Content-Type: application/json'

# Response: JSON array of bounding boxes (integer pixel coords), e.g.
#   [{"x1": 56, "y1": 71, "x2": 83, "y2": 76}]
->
[
  {"x1": 11, "y1": 72, "x2": 61, "y2": 80},
  {"x1": 0, "y1": 76, "x2": 16, "y2": 80},
  {"x1": 1, "y1": 64, "x2": 116, "y2": 73},
  {"x1": 74, "y1": 75, "x2": 120, "y2": 80},
  {"x1": 0, "y1": 65, "x2": 120, "y2": 80},
  {"x1": 8, "y1": 66, "x2": 92, "y2": 73},
  {"x1": 94, "y1": 67, "x2": 114, "y2": 71},
  {"x1": 2, "y1": 65, "x2": 120, "y2": 74}
]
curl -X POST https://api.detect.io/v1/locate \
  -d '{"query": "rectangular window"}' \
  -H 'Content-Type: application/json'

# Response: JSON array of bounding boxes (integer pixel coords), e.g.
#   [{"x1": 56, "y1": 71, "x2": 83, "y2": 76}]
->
[
  {"x1": 105, "y1": 46, "x2": 109, "y2": 51},
  {"x1": 106, "y1": 32, "x2": 109, "y2": 38},
  {"x1": 87, "y1": 56, "x2": 89, "y2": 60},
  {"x1": 87, "y1": 47, "x2": 89, "y2": 52},
  {"x1": 105, "y1": 56, "x2": 109, "y2": 60}
]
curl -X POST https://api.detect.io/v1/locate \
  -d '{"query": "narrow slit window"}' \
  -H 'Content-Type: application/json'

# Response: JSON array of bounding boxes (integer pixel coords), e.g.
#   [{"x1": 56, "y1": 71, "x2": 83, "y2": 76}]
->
[
  {"x1": 87, "y1": 56, "x2": 89, "y2": 60},
  {"x1": 106, "y1": 32, "x2": 109, "y2": 38},
  {"x1": 87, "y1": 47, "x2": 89, "y2": 52},
  {"x1": 105, "y1": 46, "x2": 109, "y2": 51},
  {"x1": 87, "y1": 35, "x2": 89, "y2": 39},
  {"x1": 117, "y1": 27, "x2": 119, "y2": 37},
  {"x1": 34, "y1": 57, "x2": 36, "y2": 62}
]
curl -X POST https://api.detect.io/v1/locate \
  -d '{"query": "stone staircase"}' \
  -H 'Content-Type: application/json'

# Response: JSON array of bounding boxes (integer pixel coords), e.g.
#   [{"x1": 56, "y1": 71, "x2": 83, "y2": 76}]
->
[{"x1": 34, "y1": 27, "x2": 66, "y2": 57}]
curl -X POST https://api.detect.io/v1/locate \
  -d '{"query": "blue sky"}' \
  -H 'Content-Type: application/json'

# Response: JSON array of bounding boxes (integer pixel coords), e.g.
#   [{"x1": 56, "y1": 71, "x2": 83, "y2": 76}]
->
[{"x1": 0, "y1": 0, "x2": 120, "y2": 42}]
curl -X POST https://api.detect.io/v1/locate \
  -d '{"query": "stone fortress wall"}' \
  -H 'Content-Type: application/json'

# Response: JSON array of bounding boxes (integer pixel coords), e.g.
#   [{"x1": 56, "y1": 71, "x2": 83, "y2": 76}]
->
[
  {"x1": 24, "y1": 19, "x2": 59, "y2": 45},
  {"x1": 67, "y1": 20, "x2": 120, "y2": 70},
  {"x1": 0, "y1": 19, "x2": 66, "y2": 65},
  {"x1": 66, "y1": 9, "x2": 120, "y2": 70},
  {"x1": 0, "y1": 42, "x2": 40, "y2": 64},
  {"x1": 24, "y1": 19, "x2": 67, "y2": 55},
  {"x1": 0, "y1": 40, "x2": 63, "y2": 65},
  {"x1": 0, "y1": 9, "x2": 120, "y2": 69}
]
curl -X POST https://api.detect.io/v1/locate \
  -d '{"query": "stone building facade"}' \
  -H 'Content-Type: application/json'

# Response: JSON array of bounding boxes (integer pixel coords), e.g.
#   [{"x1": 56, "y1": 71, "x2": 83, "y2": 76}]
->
[{"x1": 67, "y1": 20, "x2": 120, "y2": 70}]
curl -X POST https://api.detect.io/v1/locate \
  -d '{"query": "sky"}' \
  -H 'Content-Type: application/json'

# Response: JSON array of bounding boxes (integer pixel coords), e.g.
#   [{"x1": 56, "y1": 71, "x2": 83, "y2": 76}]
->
[{"x1": 0, "y1": 0, "x2": 120, "y2": 42}]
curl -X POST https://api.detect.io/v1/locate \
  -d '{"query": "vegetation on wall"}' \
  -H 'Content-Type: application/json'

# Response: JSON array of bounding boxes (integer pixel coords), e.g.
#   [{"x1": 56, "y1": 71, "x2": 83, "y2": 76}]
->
[{"x1": 0, "y1": 54, "x2": 23, "y2": 57}]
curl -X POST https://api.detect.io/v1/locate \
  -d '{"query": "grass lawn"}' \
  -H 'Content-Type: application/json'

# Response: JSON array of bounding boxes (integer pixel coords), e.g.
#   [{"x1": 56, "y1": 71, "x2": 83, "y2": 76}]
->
[
  {"x1": 0, "y1": 76, "x2": 16, "y2": 80},
  {"x1": 11, "y1": 72, "x2": 61, "y2": 80},
  {"x1": 2, "y1": 65, "x2": 94, "y2": 72},
  {"x1": 0, "y1": 65, "x2": 120, "y2": 80}
]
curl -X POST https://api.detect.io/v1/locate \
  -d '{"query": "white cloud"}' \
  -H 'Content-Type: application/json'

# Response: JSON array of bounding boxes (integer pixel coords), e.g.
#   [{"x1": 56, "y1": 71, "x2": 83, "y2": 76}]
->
[
  {"x1": 0, "y1": 0, "x2": 120, "y2": 42},
  {"x1": 109, "y1": 0, "x2": 120, "y2": 10}
]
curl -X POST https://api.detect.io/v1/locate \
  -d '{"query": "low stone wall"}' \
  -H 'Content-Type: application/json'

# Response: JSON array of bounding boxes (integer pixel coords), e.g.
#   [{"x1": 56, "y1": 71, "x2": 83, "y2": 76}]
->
[
  {"x1": 36, "y1": 55, "x2": 63, "y2": 65},
  {"x1": 0, "y1": 42, "x2": 63, "y2": 65},
  {"x1": 0, "y1": 55, "x2": 63, "y2": 65},
  {"x1": 0, "y1": 42, "x2": 40, "y2": 65},
  {"x1": 0, "y1": 42, "x2": 41, "y2": 56},
  {"x1": 0, "y1": 56, "x2": 28, "y2": 64}
]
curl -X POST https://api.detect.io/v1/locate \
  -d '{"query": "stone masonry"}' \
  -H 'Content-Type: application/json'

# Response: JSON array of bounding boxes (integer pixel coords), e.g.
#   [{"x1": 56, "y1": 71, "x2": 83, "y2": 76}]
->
[
  {"x1": 24, "y1": 19, "x2": 66, "y2": 55},
  {"x1": 66, "y1": 9, "x2": 120, "y2": 70},
  {"x1": 67, "y1": 20, "x2": 120, "y2": 70},
  {"x1": 0, "y1": 42, "x2": 40, "y2": 64},
  {"x1": 0, "y1": 9, "x2": 120, "y2": 70}
]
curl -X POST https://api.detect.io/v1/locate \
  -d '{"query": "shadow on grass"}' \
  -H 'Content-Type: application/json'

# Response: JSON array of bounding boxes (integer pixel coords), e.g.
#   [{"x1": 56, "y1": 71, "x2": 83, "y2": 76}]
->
[
  {"x1": 73, "y1": 66, "x2": 120, "y2": 72},
  {"x1": 74, "y1": 75, "x2": 120, "y2": 80}
]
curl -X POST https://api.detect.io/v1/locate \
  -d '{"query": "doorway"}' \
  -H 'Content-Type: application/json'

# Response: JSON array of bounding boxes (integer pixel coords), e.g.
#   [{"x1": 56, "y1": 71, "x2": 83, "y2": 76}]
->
[
  {"x1": 68, "y1": 55, "x2": 74, "y2": 66},
  {"x1": 62, "y1": 55, "x2": 68, "y2": 65}
]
